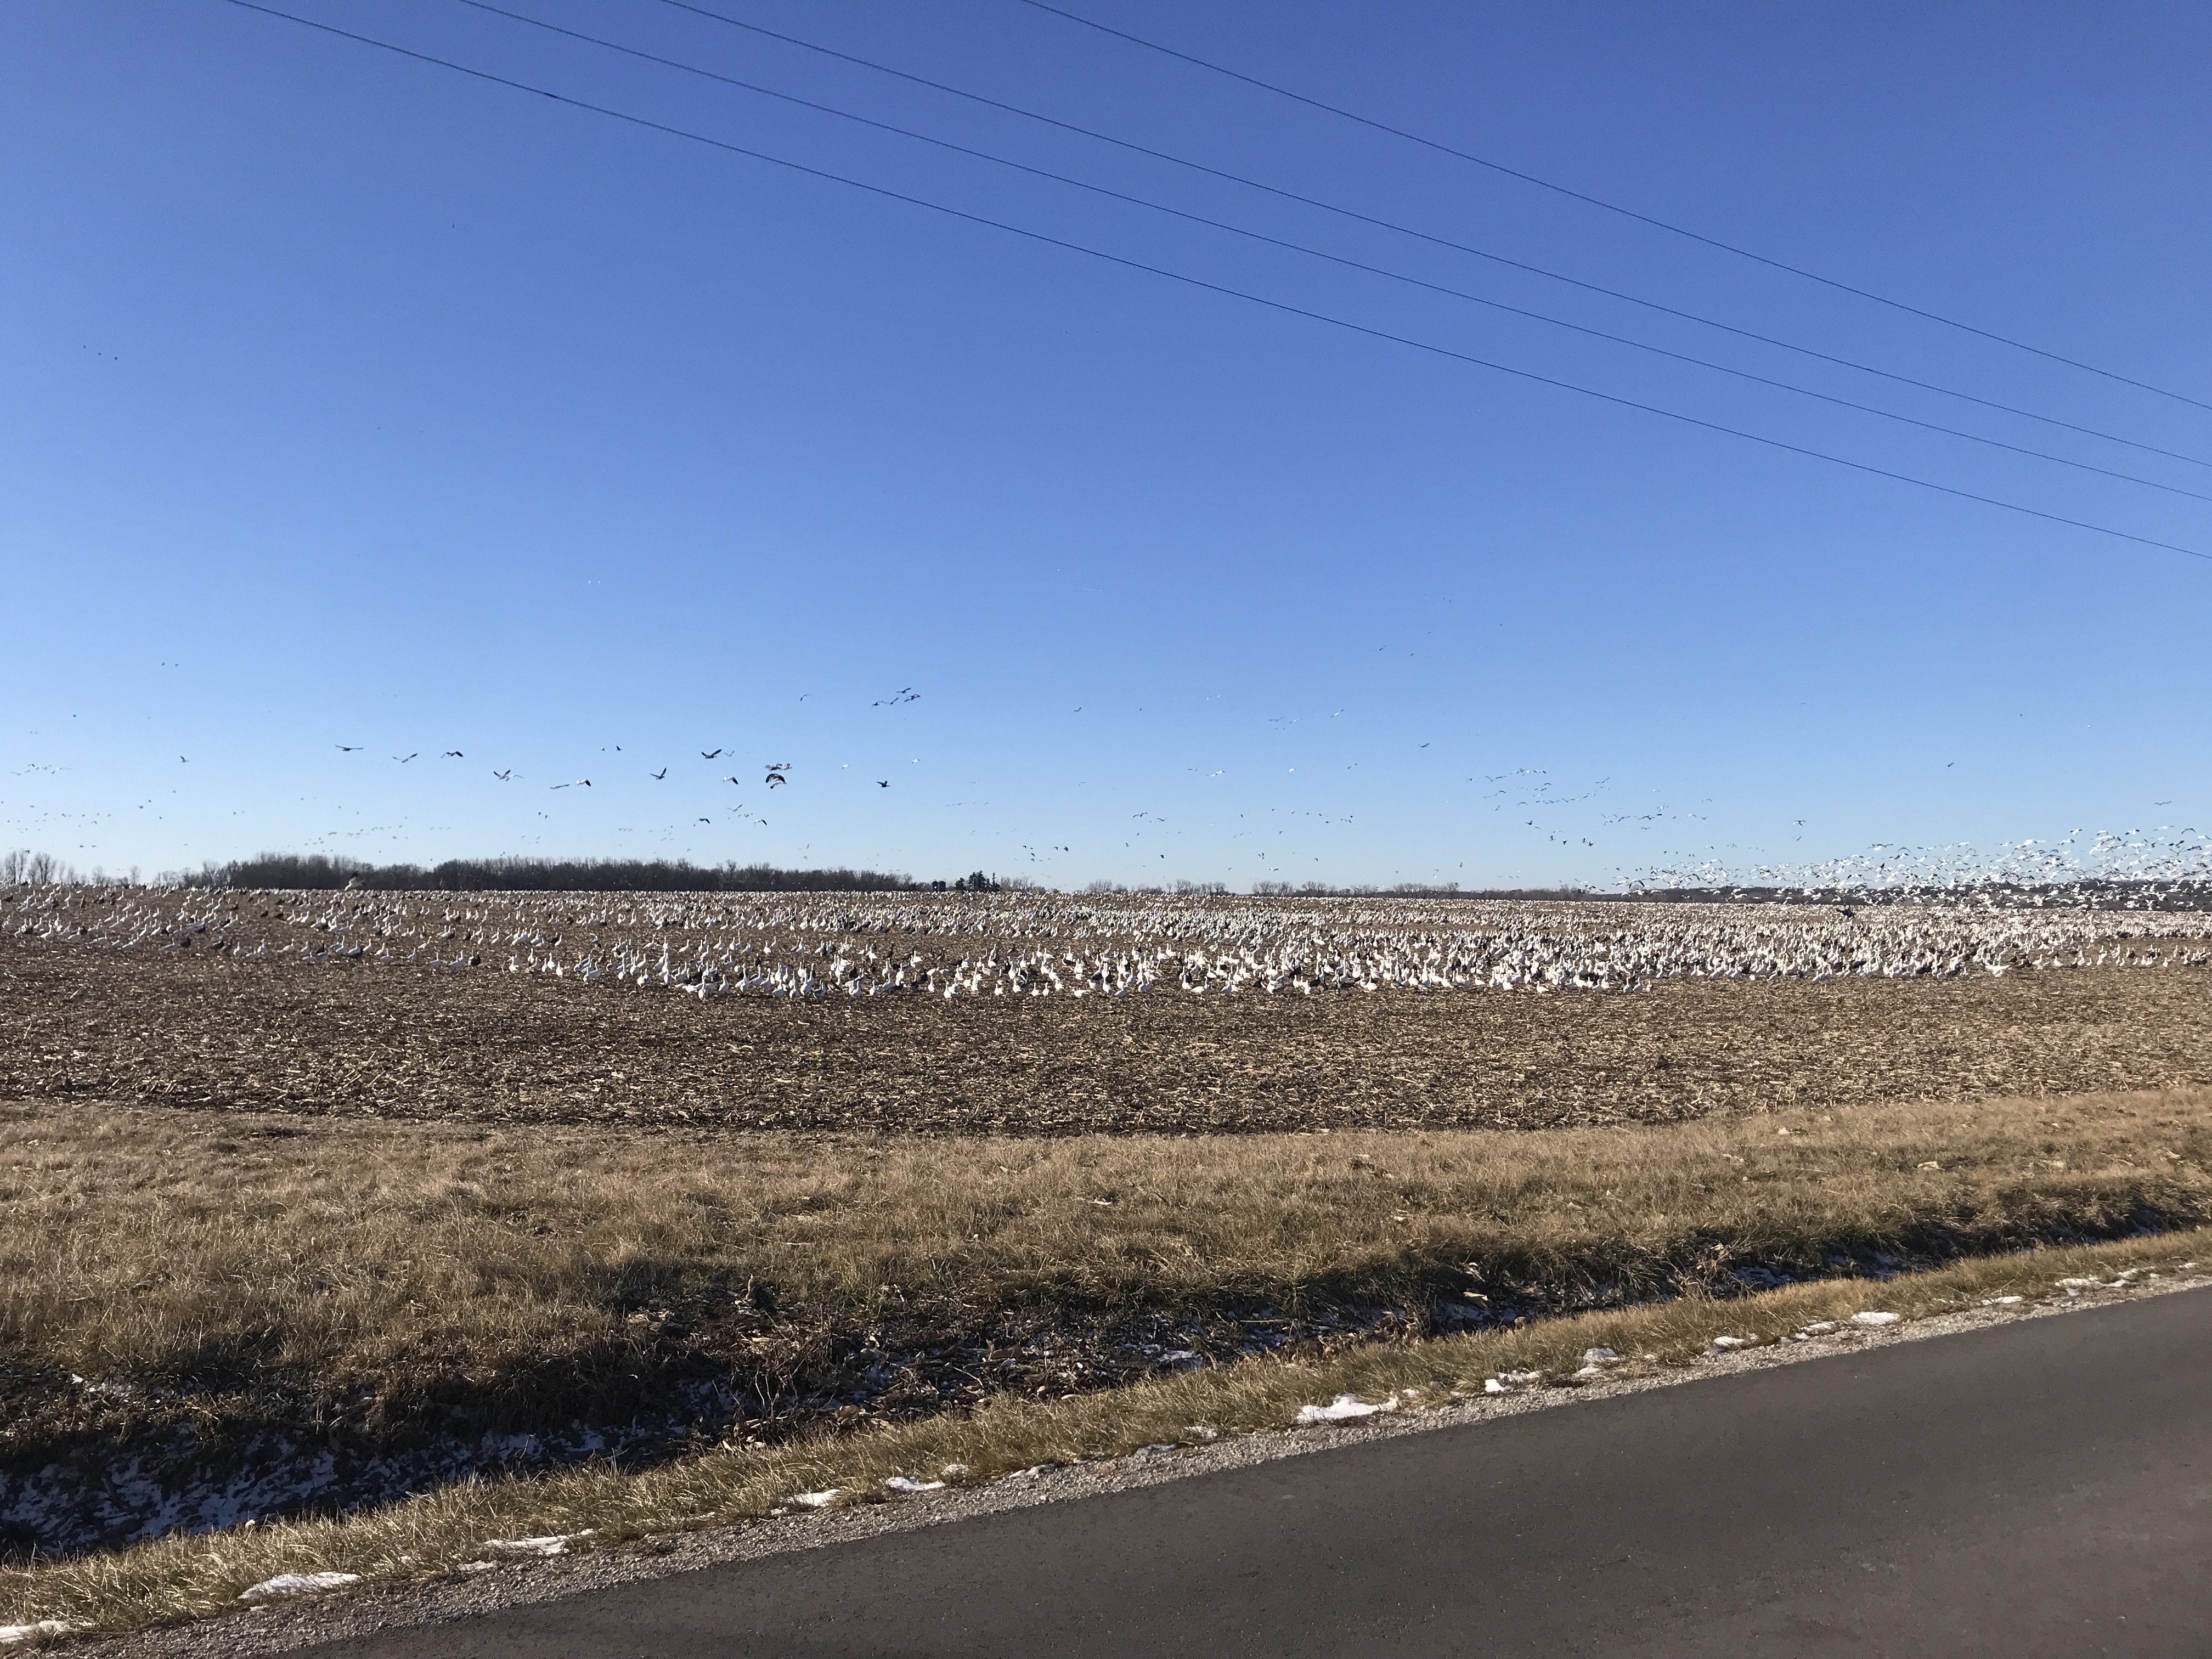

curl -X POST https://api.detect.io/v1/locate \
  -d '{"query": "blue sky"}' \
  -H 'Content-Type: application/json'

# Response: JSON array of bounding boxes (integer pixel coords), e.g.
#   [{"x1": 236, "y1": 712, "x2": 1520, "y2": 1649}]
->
[{"x1": 4, "y1": 0, "x2": 2207, "y2": 888}]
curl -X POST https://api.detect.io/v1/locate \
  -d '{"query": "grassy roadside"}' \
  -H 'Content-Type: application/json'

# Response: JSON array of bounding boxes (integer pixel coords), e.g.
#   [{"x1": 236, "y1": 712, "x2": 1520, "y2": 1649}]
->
[
  {"x1": 7, "y1": 1087, "x2": 2208, "y2": 1386},
  {"x1": 4, "y1": 1229, "x2": 2205, "y2": 1642},
  {"x1": 2, "y1": 1090, "x2": 2207, "y2": 1494}
]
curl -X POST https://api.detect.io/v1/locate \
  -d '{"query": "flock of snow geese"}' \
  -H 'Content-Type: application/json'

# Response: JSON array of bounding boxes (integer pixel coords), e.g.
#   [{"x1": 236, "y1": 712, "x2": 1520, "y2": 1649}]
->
[{"x1": 7, "y1": 884, "x2": 2209, "y2": 1002}]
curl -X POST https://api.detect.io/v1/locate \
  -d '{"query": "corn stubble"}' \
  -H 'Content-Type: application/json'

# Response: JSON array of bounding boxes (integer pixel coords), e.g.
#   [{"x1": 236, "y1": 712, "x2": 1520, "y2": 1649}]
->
[{"x1": 5, "y1": 937, "x2": 2211, "y2": 1132}]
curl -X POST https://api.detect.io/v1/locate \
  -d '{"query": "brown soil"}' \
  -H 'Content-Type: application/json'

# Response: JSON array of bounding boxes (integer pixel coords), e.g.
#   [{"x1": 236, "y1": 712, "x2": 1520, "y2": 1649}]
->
[{"x1": 5, "y1": 940, "x2": 2209, "y2": 1131}]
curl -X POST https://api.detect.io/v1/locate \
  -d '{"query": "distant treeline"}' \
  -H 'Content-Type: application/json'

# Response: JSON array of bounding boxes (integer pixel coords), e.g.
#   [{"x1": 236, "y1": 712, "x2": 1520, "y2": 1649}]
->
[{"x1": 180, "y1": 854, "x2": 936, "y2": 893}]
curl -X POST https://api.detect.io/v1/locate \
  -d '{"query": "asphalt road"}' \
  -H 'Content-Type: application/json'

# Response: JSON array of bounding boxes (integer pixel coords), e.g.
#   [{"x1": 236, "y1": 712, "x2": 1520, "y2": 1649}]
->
[{"x1": 318, "y1": 1290, "x2": 2211, "y2": 1658}]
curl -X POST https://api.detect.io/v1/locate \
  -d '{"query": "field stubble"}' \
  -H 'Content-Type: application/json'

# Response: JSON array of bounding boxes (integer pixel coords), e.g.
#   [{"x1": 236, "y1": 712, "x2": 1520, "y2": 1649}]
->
[{"x1": 5, "y1": 939, "x2": 2212, "y2": 1131}]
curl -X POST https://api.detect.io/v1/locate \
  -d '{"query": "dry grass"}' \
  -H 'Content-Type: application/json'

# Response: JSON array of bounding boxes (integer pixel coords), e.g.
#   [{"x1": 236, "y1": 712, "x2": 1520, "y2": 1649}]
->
[
  {"x1": 2, "y1": 1088, "x2": 2205, "y2": 1458},
  {"x1": 4, "y1": 1229, "x2": 2204, "y2": 1643}
]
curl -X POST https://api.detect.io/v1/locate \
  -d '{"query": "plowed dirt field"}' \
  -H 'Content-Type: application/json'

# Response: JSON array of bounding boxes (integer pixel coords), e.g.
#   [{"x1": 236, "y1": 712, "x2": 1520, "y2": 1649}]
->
[{"x1": 7, "y1": 939, "x2": 2209, "y2": 1132}]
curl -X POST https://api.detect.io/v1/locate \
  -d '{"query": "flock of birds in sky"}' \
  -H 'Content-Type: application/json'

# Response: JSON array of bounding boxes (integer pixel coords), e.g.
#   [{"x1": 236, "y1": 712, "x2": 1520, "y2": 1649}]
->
[
  {"x1": 9, "y1": 886, "x2": 2209, "y2": 1004},
  {"x1": 10, "y1": 679, "x2": 2204, "y2": 897}
]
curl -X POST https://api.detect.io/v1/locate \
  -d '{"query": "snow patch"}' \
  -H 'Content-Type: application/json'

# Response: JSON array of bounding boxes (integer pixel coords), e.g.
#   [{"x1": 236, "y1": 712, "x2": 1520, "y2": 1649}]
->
[
  {"x1": 238, "y1": 1572, "x2": 362, "y2": 1602},
  {"x1": 791, "y1": 1490, "x2": 840, "y2": 1508},
  {"x1": 1850, "y1": 1312, "x2": 1900, "y2": 1327},
  {"x1": 482, "y1": 1531, "x2": 592, "y2": 1559},
  {"x1": 883, "y1": 1476, "x2": 944, "y2": 1494},
  {"x1": 1296, "y1": 1393, "x2": 1396, "y2": 1425}
]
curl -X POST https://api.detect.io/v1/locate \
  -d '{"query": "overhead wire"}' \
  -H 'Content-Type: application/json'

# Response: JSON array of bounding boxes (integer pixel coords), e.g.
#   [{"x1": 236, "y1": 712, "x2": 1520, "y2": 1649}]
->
[
  {"x1": 1015, "y1": 0, "x2": 2212, "y2": 416},
  {"x1": 649, "y1": 0, "x2": 2211, "y2": 473},
  {"x1": 218, "y1": 0, "x2": 2210, "y2": 563},
  {"x1": 453, "y1": 0, "x2": 2212, "y2": 506}
]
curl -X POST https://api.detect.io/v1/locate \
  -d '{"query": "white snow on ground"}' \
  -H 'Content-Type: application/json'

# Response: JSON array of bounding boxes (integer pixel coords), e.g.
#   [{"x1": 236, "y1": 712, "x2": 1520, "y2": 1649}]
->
[
  {"x1": 1296, "y1": 1393, "x2": 1398, "y2": 1425},
  {"x1": 791, "y1": 1491, "x2": 840, "y2": 1509},
  {"x1": 1851, "y1": 1312, "x2": 1901, "y2": 1327},
  {"x1": 238, "y1": 1572, "x2": 362, "y2": 1602},
  {"x1": 481, "y1": 1532, "x2": 594, "y2": 1559},
  {"x1": 883, "y1": 1477, "x2": 945, "y2": 1494},
  {"x1": 1710, "y1": 1336, "x2": 1751, "y2": 1350}
]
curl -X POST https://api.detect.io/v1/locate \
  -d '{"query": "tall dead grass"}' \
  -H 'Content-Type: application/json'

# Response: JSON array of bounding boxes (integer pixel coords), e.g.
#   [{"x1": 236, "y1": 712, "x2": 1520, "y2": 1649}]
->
[{"x1": 1, "y1": 1088, "x2": 2205, "y2": 1421}]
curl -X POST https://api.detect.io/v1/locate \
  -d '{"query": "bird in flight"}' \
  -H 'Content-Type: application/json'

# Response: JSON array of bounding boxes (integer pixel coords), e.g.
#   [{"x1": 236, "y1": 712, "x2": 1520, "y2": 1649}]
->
[
  {"x1": 877, "y1": 780, "x2": 889, "y2": 788},
  {"x1": 493, "y1": 770, "x2": 513, "y2": 781},
  {"x1": 394, "y1": 753, "x2": 417, "y2": 764},
  {"x1": 444, "y1": 750, "x2": 464, "y2": 758},
  {"x1": 650, "y1": 767, "x2": 667, "y2": 780},
  {"x1": 336, "y1": 744, "x2": 361, "y2": 752},
  {"x1": 550, "y1": 778, "x2": 592, "y2": 789},
  {"x1": 701, "y1": 748, "x2": 724, "y2": 759},
  {"x1": 697, "y1": 816, "x2": 711, "y2": 825},
  {"x1": 765, "y1": 763, "x2": 791, "y2": 788}
]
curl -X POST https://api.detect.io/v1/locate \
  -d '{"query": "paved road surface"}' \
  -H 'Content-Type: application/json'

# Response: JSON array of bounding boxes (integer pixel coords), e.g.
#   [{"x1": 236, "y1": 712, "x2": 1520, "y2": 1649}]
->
[{"x1": 319, "y1": 1290, "x2": 2210, "y2": 1657}]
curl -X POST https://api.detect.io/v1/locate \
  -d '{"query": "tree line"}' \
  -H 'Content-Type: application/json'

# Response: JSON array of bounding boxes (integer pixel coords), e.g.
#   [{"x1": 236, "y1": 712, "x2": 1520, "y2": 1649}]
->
[{"x1": 177, "y1": 854, "x2": 935, "y2": 893}]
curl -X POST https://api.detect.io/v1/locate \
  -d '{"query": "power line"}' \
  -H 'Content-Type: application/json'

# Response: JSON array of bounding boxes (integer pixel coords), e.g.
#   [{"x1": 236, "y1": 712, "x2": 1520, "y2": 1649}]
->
[
  {"x1": 455, "y1": 0, "x2": 2212, "y2": 507},
  {"x1": 219, "y1": 0, "x2": 2210, "y2": 563},
  {"x1": 649, "y1": 0, "x2": 2212, "y2": 473},
  {"x1": 1015, "y1": 0, "x2": 2212, "y2": 417}
]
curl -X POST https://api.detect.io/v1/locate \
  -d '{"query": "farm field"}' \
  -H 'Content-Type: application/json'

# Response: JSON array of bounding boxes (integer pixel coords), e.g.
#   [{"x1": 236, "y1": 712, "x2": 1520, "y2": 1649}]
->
[
  {"x1": 3, "y1": 885, "x2": 2210, "y2": 1574},
  {"x1": 5, "y1": 887, "x2": 2212, "y2": 1131}
]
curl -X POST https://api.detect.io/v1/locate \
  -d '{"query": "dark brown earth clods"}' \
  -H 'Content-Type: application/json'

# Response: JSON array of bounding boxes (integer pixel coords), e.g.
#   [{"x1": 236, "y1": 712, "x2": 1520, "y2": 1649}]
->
[{"x1": 7, "y1": 941, "x2": 2209, "y2": 1132}]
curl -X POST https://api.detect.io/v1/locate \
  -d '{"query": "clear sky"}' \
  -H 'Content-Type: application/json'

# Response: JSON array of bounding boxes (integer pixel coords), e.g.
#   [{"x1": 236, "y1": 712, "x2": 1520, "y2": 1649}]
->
[{"x1": 4, "y1": 0, "x2": 2208, "y2": 889}]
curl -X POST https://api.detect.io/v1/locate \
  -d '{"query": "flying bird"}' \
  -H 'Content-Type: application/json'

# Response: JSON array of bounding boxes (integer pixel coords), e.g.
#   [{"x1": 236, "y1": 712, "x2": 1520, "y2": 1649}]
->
[
  {"x1": 444, "y1": 751, "x2": 464, "y2": 758},
  {"x1": 877, "y1": 780, "x2": 889, "y2": 788},
  {"x1": 701, "y1": 748, "x2": 724, "y2": 759},
  {"x1": 650, "y1": 768, "x2": 667, "y2": 780},
  {"x1": 394, "y1": 754, "x2": 417, "y2": 764},
  {"x1": 335, "y1": 744, "x2": 361, "y2": 752},
  {"x1": 493, "y1": 770, "x2": 512, "y2": 781},
  {"x1": 765, "y1": 762, "x2": 791, "y2": 788}
]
